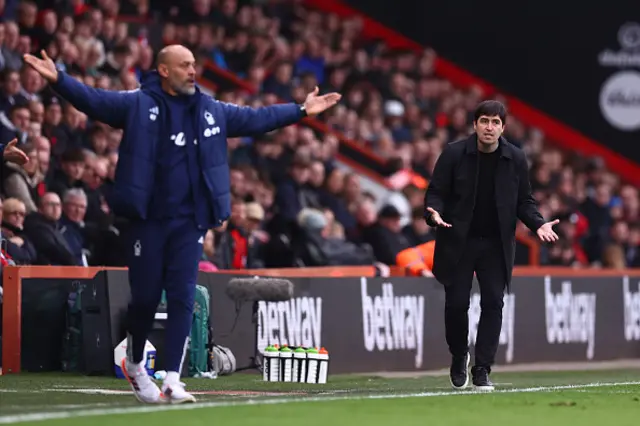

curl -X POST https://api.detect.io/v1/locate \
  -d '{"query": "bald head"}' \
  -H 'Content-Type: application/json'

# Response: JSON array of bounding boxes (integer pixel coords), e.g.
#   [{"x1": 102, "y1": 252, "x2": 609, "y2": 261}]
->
[
  {"x1": 157, "y1": 44, "x2": 189, "y2": 66},
  {"x1": 156, "y1": 44, "x2": 197, "y2": 96}
]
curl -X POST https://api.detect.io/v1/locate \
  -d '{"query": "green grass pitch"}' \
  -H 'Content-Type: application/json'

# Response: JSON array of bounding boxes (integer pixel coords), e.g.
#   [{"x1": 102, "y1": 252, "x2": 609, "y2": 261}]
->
[{"x1": 0, "y1": 369, "x2": 639, "y2": 425}]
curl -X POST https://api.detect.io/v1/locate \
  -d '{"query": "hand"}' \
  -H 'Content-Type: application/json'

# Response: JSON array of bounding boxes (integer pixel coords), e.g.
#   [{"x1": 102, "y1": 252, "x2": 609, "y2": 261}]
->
[
  {"x1": 23, "y1": 49, "x2": 58, "y2": 83},
  {"x1": 9, "y1": 236, "x2": 24, "y2": 247},
  {"x1": 425, "y1": 207, "x2": 452, "y2": 228},
  {"x1": 214, "y1": 220, "x2": 228, "y2": 232},
  {"x1": 303, "y1": 86, "x2": 341, "y2": 116},
  {"x1": 251, "y1": 229, "x2": 270, "y2": 243},
  {"x1": 536, "y1": 219, "x2": 560, "y2": 243},
  {"x1": 374, "y1": 262, "x2": 391, "y2": 277},
  {"x1": 3, "y1": 139, "x2": 29, "y2": 165}
]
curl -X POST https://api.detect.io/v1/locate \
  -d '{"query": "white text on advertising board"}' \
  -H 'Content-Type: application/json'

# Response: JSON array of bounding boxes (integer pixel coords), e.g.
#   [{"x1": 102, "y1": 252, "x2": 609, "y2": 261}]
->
[
  {"x1": 256, "y1": 298, "x2": 322, "y2": 353},
  {"x1": 468, "y1": 293, "x2": 515, "y2": 363},
  {"x1": 361, "y1": 277, "x2": 425, "y2": 369},
  {"x1": 544, "y1": 276, "x2": 596, "y2": 359},
  {"x1": 623, "y1": 276, "x2": 640, "y2": 341}
]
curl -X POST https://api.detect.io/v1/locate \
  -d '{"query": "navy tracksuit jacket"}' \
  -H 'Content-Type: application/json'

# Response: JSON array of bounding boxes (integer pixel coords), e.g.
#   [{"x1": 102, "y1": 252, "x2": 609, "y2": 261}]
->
[{"x1": 50, "y1": 71, "x2": 304, "y2": 371}]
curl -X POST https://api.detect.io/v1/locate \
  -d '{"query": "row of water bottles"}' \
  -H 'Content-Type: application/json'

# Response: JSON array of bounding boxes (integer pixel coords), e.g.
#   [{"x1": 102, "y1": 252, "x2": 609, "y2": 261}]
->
[{"x1": 262, "y1": 345, "x2": 329, "y2": 384}]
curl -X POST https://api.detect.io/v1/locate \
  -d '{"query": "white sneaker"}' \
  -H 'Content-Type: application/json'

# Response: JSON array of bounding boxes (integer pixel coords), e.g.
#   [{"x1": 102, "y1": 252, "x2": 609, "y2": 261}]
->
[
  {"x1": 162, "y1": 380, "x2": 197, "y2": 404},
  {"x1": 121, "y1": 358, "x2": 166, "y2": 404}
]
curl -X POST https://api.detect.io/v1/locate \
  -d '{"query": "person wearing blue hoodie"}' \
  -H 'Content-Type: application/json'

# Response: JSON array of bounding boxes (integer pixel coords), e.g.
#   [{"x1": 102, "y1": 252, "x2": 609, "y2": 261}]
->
[{"x1": 23, "y1": 45, "x2": 341, "y2": 404}]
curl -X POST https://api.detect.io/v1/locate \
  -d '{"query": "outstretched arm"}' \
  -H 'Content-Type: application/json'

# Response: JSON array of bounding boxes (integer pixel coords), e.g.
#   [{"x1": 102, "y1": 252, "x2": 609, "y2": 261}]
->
[
  {"x1": 23, "y1": 50, "x2": 135, "y2": 129},
  {"x1": 222, "y1": 86, "x2": 341, "y2": 138},
  {"x1": 50, "y1": 72, "x2": 136, "y2": 129},
  {"x1": 222, "y1": 102, "x2": 304, "y2": 138}
]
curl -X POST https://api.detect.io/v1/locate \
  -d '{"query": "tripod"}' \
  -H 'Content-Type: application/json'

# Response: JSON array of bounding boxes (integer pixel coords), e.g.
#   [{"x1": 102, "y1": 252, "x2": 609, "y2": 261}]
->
[{"x1": 235, "y1": 301, "x2": 263, "y2": 373}]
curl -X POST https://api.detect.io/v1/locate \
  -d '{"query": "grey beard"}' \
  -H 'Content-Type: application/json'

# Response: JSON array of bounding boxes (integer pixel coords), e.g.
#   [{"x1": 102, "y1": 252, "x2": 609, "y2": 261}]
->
[{"x1": 174, "y1": 84, "x2": 196, "y2": 95}]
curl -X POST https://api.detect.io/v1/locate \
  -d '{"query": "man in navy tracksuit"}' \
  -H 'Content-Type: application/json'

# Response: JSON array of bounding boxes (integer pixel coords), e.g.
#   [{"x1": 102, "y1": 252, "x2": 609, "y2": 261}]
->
[{"x1": 24, "y1": 46, "x2": 341, "y2": 404}]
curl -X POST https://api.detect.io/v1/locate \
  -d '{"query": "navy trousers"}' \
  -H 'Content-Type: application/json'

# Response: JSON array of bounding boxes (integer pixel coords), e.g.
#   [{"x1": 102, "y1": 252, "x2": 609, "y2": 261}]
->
[{"x1": 124, "y1": 216, "x2": 205, "y2": 373}]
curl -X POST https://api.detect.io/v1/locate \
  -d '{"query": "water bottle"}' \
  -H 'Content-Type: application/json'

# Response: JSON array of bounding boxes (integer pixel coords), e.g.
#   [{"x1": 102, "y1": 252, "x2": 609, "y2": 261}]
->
[
  {"x1": 305, "y1": 347, "x2": 319, "y2": 384},
  {"x1": 263, "y1": 345, "x2": 280, "y2": 382},
  {"x1": 279, "y1": 346, "x2": 293, "y2": 382},
  {"x1": 317, "y1": 347, "x2": 329, "y2": 384},
  {"x1": 292, "y1": 347, "x2": 307, "y2": 382}
]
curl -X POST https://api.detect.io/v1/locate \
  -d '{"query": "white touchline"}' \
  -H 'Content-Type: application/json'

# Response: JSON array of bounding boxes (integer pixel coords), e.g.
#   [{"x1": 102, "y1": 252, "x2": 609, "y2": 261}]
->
[{"x1": 0, "y1": 381, "x2": 638, "y2": 424}]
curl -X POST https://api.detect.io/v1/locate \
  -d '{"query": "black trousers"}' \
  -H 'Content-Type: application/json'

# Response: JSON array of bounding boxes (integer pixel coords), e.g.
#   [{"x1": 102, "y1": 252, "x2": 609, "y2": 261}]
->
[{"x1": 444, "y1": 236, "x2": 507, "y2": 369}]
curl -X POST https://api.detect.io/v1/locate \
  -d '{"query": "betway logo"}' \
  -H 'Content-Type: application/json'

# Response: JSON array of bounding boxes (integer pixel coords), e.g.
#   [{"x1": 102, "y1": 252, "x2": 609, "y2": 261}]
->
[
  {"x1": 361, "y1": 277, "x2": 425, "y2": 368},
  {"x1": 623, "y1": 276, "x2": 640, "y2": 342},
  {"x1": 256, "y1": 298, "x2": 322, "y2": 353},
  {"x1": 468, "y1": 293, "x2": 515, "y2": 363},
  {"x1": 544, "y1": 276, "x2": 596, "y2": 359}
]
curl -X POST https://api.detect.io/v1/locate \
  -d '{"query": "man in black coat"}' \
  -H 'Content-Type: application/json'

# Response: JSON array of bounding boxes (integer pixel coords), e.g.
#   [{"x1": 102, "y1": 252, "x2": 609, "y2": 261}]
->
[{"x1": 424, "y1": 100, "x2": 559, "y2": 391}]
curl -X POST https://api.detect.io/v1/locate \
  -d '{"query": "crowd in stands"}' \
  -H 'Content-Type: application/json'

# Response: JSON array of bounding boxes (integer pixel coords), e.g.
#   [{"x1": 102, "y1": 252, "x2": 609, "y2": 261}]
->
[{"x1": 0, "y1": 0, "x2": 638, "y2": 274}]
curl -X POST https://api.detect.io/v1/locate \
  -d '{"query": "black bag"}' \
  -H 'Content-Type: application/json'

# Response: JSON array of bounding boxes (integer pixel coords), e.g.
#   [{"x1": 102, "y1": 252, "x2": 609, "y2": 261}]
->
[{"x1": 60, "y1": 281, "x2": 112, "y2": 375}]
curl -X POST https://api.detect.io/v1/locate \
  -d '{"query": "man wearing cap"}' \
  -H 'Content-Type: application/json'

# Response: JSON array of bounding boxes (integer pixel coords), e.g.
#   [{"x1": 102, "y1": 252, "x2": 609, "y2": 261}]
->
[
  {"x1": 361, "y1": 203, "x2": 410, "y2": 265},
  {"x1": 424, "y1": 100, "x2": 559, "y2": 392}
]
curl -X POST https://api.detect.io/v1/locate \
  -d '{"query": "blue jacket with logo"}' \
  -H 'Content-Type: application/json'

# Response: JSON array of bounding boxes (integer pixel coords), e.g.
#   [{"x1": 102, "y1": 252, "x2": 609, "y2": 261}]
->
[{"x1": 50, "y1": 71, "x2": 304, "y2": 228}]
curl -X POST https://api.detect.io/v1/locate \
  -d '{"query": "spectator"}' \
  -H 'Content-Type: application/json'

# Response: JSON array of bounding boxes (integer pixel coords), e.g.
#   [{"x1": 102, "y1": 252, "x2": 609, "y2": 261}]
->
[
  {"x1": 1, "y1": 21, "x2": 23, "y2": 71},
  {"x1": 626, "y1": 223, "x2": 640, "y2": 267},
  {"x1": 0, "y1": 69, "x2": 28, "y2": 112},
  {"x1": 274, "y1": 151, "x2": 313, "y2": 222},
  {"x1": 263, "y1": 61, "x2": 294, "y2": 101},
  {"x1": 23, "y1": 191, "x2": 77, "y2": 265},
  {"x1": 581, "y1": 182, "x2": 614, "y2": 262},
  {"x1": 0, "y1": 197, "x2": 37, "y2": 264},
  {"x1": 602, "y1": 244, "x2": 626, "y2": 269},
  {"x1": 80, "y1": 153, "x2": 110, "y2": 225},
  {"x1": 0, "y1": 102, "x2": 30, "y2": 144},
  {"x1": 245, "y1": 201, "x2": 267, "y2": 268},
  {"x1": 0, "y1": 0, "x2": 632, "y2": 271},
  {"x1": 296, "y1": 207, "x2": 375, "y2": 266},
  {"x1": 59, "y1": 188, "x2": 89, "y2": 266},
  {"x1": 214, "y1": 197, "x2": 250, "y2": 270},
  {"x1": 2, "y1": 141, "x2": 42, "y2": 212},
  {"x1": 317, "y1": 167, "x2": 356, "y2": 235},
  {"x1": 47, "y1": 147, "x2": 85, "y2": 199},
  {"x1": 198, "y1": 229, "x2": 218, "y2": 272},
  {"x1": 403, "y1": 206, "x2": 434, "y2": 247},
  {"x1": 352, "y1": 199, "x2": 408, "y2": 265}
]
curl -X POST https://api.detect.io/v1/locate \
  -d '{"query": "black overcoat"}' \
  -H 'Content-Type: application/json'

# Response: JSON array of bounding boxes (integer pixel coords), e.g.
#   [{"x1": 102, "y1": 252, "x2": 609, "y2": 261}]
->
[{"x1": 424, "y1": 135, "x2": 546, "y2": 286}]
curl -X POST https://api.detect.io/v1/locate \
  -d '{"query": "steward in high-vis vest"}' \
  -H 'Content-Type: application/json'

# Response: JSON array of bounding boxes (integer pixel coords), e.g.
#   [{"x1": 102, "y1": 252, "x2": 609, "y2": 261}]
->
[{"x1": 395, "y1": 240, "x2": 435, "y2": 276}]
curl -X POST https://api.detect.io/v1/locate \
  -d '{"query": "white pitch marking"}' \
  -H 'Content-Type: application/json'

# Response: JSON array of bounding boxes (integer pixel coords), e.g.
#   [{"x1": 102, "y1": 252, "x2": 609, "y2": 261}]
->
[{"x1": 0, "y1": 381, "x2": 638, "y2": 424}]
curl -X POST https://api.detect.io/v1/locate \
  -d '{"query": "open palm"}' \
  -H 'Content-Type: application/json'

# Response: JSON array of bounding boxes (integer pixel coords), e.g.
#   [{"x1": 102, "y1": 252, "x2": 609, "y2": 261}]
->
[
  {"x1": 303, "y1": 86, "x2": 342, "y2": 116},
  {"x1": 23, "y1": 50, "x2": 58, "y2": 83},
  {"x1": 536, "y1": 219, "x2": 560, "y2": 243}
]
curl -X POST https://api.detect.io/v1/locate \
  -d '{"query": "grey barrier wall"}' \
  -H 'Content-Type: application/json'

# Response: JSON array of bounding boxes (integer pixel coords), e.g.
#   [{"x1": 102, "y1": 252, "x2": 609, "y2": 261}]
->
[
  {"x1": 18, "y1": 272, "x2": 640, "y2": 374},
  {"x1": 202, "y1": 273, "x2": 640, "y2": 373}
]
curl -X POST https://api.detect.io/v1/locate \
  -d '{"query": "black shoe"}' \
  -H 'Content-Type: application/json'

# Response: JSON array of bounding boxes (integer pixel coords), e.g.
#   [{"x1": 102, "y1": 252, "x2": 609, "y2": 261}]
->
[
  {"x1": 449, "y1": 353, "x2": 470, "y2": 389},
  {"x1": 471, "y1": 366, "x2": 495, "y2": 391}
]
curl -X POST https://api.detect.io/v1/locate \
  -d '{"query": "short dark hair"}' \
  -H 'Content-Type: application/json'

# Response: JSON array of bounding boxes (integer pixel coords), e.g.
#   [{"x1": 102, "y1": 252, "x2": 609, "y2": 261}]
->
[
  {"x1": 473, "y1": 100, "x2": 507, "y2": 124},
  {"x1": 61, "y1": 148, "x2": 85, "y2": 163},
  {"x1": 9, "y1": 102, "x2": 29, "y2": 116}
]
